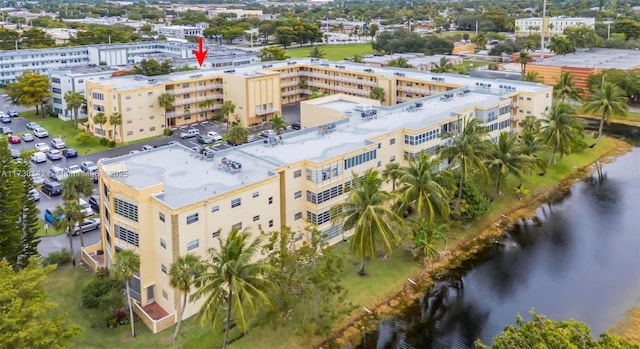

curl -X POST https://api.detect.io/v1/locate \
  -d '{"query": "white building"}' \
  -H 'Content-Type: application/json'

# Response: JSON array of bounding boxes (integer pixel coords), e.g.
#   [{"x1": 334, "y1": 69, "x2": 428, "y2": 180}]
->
[
  {"x1": 49, "y1": 66, "x2": 118, "y2": 119},
  {"x1": 515, "y1": 16, "x2": 596, "y2": 37},
  {"x1": 157, "y1": 24, "x2": 208, "y2": 40}
]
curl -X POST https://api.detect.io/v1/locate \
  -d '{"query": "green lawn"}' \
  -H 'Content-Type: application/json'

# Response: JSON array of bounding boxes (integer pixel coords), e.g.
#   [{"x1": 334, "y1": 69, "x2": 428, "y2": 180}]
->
[{"x1": 285, "y1": 43, "x2": 375, "y2": 61}]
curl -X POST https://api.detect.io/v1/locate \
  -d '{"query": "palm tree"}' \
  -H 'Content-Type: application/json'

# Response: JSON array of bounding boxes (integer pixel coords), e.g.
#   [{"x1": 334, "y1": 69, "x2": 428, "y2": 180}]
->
[
  {"x1": 93, "y1": 112, "x2": 107, "y2": 138},
  {"x1": 64, "y1": 91, "x2": 85, "y2": 128},
  {"x1": 519, "y1": 130, "x2": 548, "y2": 174},
  {"x1": 522, "y1": 40, "x2": 537, "y2": 52},
  {"x1": 330, "y1": 169, "x2": 402, "y2": 276},
  {"x1": 369, "y1": 86, "x2": 385, "y2": 103},
  {"x1": 351, "y1": 54, "x2": 364, "y2": 63},
  {"x1": 548, "y1": 36, "x2": 575, "y2": 55},
  {"x1": 522, "y1": 71, "x2": 543, "y2": 83},
  {"x1": 582, "y1": 82, "x2": 629, "y2": 144},
  {"x1": 221, "y1": 100, "x2": 236, "y2": 130},
  {"x1": 540, "y1": 102, "x2": 583, "y2": 165},
  {"x1": 386, "y1": 57, "x2": 412, "y2": 68},
  {"x1": 169, "y1": 254, "x2": 205, "y2": 341},
  {"x1": 382, "y1": 162, "x2": 402, "y2": 191},
  {"x1": 227, "y1": 124, "x2": 248, "y2": 145},
  {"x1": 485, "y1": 132, "x2": 534, "y2": 198},
  {"x1": 472, "y1": 33, "x2": 488, "y2": 50},
  {"x1": 112, "y1": 249, "x2": 140, "y2": 338},
  {"x1": 410, "y1": 218, "x2": 448, "y2": 262},
  {"x1": 193, "y1": 228, "x2": 273, "y2": 349},
  {"x1": 396, "y1": 152, "x2": 451, "y2": 223},
  {"x1": 516, "y1": 51, "x2": 533, "y2": 74},
  {"x1": 108, "y1": 112, "x2": 122, "y2": 141},
  {"x1": 308, "y1": 45, "x2": 325, "y2": 58},
  {"x1": 553, "y1": 72, "x2": 583, "y2": 102},
  {"x1": 431, "y1": 57, "x2": 454, "y2": 73},
  {"x1": 52, "y1": 201, "x2": 84, "y2": 266},
  {"x1": 62, "y1": 175, "x2": 93, "y2": 247},
  {"x1": 270, "y1": 113, "x2": 288, "y2": 135},
  {"x1": 158, "y1": 93, "x2": 176, "y2": 127},
  {"x1": 519, "y1": 115, "x2": 542, "y2": 133},
  {"x1": 439, "y1": 118, "x2": 490, "y2": 209}
]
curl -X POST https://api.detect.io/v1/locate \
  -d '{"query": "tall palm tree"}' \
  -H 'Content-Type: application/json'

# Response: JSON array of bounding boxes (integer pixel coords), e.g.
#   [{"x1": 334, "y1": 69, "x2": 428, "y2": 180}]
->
[
  {"x1": 112, "y1": 249, "x2": 140, "y2": 338},
  {"x1": 431, "y1": 57, "x2": 453, "y2": 73},
  {"x1": 472, "y1": 33, "x2": 488, "y2": 50},
  {"x1": 522, "y1": 71, "x2": 543, "y2": 83},
  {"x1": 169, "y1": 254, "x2": 205, "y2": 341},
  {"x1": 519, "y1": 115, "x2": 542, "y2": 133},
  {"x1": 93, "y1": 112, "x2": 107, "y2": 138},
  {"x1": 485, "y1": 132, "x2": 534, "y2": 198},
  {"x1": 519, "y1": 130, "x2": 547, "y2": 174},
  {"x1": 382, "y1": 162, "x2": 402, "y2": 191},
  {"x1": 158, "y1": 93, "x2": 176, "y2": 127},
  {"x1": 193, "y1": 228, "x2": 273, "y2": 349},
  {"x1": 540, "y1": 102, "x2": 583, "y2": 165},
  {"x1": 330, "y1": 169, "x2": 402, "y2": 276},
  {"x1": 516, "y1": 51, "x2": 533, "y2": 74},
  {"x1": 108, "y1": 112, "x2": 122, "y2": 141},
  {"x1": 64, "y1": 91, "x2": 85, "y2": 128},
  {"x1": 270, "y1": 113, "x2": 288, "y2": 135},
  {"x1": 396, "y1": 152, "x2": 451, "y2": 223},
  {"x1": 553, "y1": 72, "x2": 583, "y2": 102},
  {"x1": 62, "y1": 175, "x2": 94, "y2": 248},
  {"x1": 221, "y1": 100, "x2": 236, "y2": 130},
  {"x1": 52, "y1": 201, "x2": 84, "y2": 266},
  {"x1": 439, "y1": 118, "x2": 490, "y2": 209},
  {"x1": 308, "y1": 45, "x2": 325, "y2": 58},
  {"x1": 386, "y1": 57, "x2": 412, "y2": 68},
  {"x1": 582, "y1": 81, "x2": 629, "y2": 144}
]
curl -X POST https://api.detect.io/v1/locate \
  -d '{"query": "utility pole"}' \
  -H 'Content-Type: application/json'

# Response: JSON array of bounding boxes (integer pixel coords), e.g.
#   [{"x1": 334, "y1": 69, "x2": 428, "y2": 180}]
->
[
  {"x1": 475, "y1": 21, "x2": 478, "y2": 35},
  {"x1": 108, "y1": 34, "x2": 111, "y2": 44},
  {"x1": 541, "y1": 0, "x2": 547, "y2": 52}
]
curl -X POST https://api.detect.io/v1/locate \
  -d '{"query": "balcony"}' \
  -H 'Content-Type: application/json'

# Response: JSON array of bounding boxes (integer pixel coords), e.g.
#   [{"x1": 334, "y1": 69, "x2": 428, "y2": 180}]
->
[
  {"x1": 170, "y1": 84, "x2": 222, "y2": 95},
  {"x1": 282, "y1": 89, "x2": 311, "y2": 97},
  {"x1": 172, "y1": 94, "x2": 224, "y2": 107},
  {"x1": 510, "y1": 114, "x2": 519, "y2": 121},
  {"x1": 81, "y1": 242, "x2": 105, "y2": 272},
  {"x1": 307, "y1": 81, "x2": 370, "y2": 97},
  {"x1": 396, "y1": 85, "x2": 434, "y2": 95},
  {"x1": 306, "y1": 72, "x2": 377, "y2": 86},
  {"x1": 132, "y1": 301, "x2": 176, "y2": 334},
  {"x1": 280, "y1": 80, "x2": 300, "y2": 88},
  {"x1": 166, "y1": 105, "x2": 222, "y2": 118},
  {"x1": 280, "y1": 72, "x2": 298, "y2": 78},
  {"x1": 256, "y1": 108, "x2": 277, "y2": 116}
]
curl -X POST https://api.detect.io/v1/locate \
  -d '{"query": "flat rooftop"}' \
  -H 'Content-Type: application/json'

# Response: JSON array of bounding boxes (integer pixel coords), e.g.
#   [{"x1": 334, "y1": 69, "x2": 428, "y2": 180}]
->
[
  {"x1": 50, "y1": 65, "x2": 117, "y2": 75},
  {"x1": 532, "y1": 48, "x2": 640, "y2": 70},
  {"x1": 102, "y1": 145, "x2": 277, "y2": 209}
]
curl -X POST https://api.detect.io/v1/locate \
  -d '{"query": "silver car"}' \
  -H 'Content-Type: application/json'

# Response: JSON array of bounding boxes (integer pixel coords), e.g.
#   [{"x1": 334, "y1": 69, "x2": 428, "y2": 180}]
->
[
  {"x1": 70, "y1": 218, "x2": 101, "y2": 236},
  {"x1": 46, "y1": 149, "x2": 63, "y2": 160},
  {"x1": 33, "y1": 127, "x2": 49, "y2": 138},
  {"x1": 22, "y1": 133, "x2": 34, "y2": 142}
]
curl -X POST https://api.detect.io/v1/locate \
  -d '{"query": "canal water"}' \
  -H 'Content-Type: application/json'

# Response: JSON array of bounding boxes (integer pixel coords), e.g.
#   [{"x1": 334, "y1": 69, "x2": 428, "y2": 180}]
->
[{"x1": 358, "y1": 137, "x2": 640, "y2": 348}]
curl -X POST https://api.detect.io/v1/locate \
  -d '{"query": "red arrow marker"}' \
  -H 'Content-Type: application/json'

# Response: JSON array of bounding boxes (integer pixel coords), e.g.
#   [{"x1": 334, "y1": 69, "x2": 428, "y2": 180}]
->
[{"x1": 193, "y1": 37, "x2": 208, "y2": 67}]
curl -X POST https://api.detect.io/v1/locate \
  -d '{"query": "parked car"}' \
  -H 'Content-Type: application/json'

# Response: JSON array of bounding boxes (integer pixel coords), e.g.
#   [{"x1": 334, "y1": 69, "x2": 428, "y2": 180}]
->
[
  {"x1": 48, "y1": 166, "x2": 68, "y2": 182},
  {"x1": 80, "y1": 161, "x2": 98, "y2": 173},
  {"x1": 141, "y1": 144, "x2": 154, "y2": 151},
  {"x1": 69, "y1": 218, "x2": 101, "y2": 236},
  {"x1": 44, "y1": 207, "x2": 65, "y2": 223},
  {"x1": 41, "y1": 181, "x2": 62, "y2": 196},
  {"x1": 30, "y1": 151, "x2": 46, "y2": 163},
  {"x1": 67, "y1": 164, "x2": 83, "y2": 176},
  {"x1": 33, "y1": 127, "x2": 49, "y2": 138},
  {"x1": 8, "y1": 135, "x2": 21, "y2": 144},
  {"x1": 7, "y1": 110, "x2": 18, "y2": 117},
  {"x1": 1, "y1": 126, "x2": 12, "y2": 134},
  {"x1": 196, "y1": 134, "x2": 215, "y2": 144},
  {"x1": 63, "y1": 148, "x2": 78, "y2": 158},
  {"x1": 260, "y1": 129, "x2": 276, "y2": 137},
  {"x1": 1, "y1": 114, "x2": 11, "y2": 123},
  {"x1": 50, "y1": 138, "x2": 66, "y2": 149},
  {"x1": 180, "y1": 128, "x2": 200, "y2": 139},
  {"x1": 32, "y1": 172, "x2": 45, "y2": 186},
  {"x1": 35, "y1": 143, "x2": 50, "y2": 152},
  {"x1": 88, "y1": 195, "x2": 100, "y2": 213},
  {"x1": 291, "y1": 122, "x2": 301, "y2": 130},
  {"x1": 21, "y1": 133, "x2": 34, "y2": 142},
  {"x1": 97, "y1": 157, "x2": 110, "y2": 163},
  {"x1": 28, "y1": 189, "x2": 40, "y2": 202},
  {"x1": 26, "y1": 122, "x2": 40, "y2": 130},
  {"x1": 10, "y1": 148, "x2": 20, "y2": 159},
  {"x1": 129, "y1": 150, "x2": 141, "y2": 155},
  {"x1": 46, "y1": 149, "x2": 62, "y2": 160},
  {"x1": 78, "y1": 198, "x2": 94, "y2": 217},
  {"x1": 207, "y1": 131, "x2": 223, "y2": 142}
]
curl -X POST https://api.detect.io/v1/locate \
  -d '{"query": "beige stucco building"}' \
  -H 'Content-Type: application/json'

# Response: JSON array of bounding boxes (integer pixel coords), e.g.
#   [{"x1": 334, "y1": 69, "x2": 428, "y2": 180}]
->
[{"x1": 81, "y1": 63, "x2": 552, "y2": 333}]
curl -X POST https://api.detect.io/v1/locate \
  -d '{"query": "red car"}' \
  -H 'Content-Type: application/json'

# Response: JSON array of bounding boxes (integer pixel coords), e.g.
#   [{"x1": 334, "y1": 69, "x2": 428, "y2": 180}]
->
[{"x1": 8, "y1": 135, "x2": 21, "y2": 144}]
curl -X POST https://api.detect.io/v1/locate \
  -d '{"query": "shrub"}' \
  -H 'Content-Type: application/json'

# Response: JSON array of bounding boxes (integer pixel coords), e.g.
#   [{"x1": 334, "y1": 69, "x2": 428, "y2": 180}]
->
[
  {"x1": 450, "y1": 177, "x2": 492, "y2": 221},
  {"x1": 43, "y1": 249, "x2": 72, "y2": 266},
  {"x1": 74, "y1": 132, "x2": 91, "y2": 144},
  {"x1": 163, "y1": 128, "x2": 173, "y2": 136},
  {"x1": 108, "y1": 140, "x2": 116, "y2": 147},
  {"x1": 99, "y1": 137, "x2": 109, "y2": 146},
  {"x1": 81, "y1": 276, "x2": 122, "y2": 309}
]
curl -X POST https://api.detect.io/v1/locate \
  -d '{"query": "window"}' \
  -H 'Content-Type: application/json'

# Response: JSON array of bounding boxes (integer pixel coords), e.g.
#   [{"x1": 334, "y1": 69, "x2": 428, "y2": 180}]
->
[
  {"x1": 114, "y1": 225, "x2": 139, "y2": 246},
  {"x1": 187, "y1": 239, "x2": 199, "y2": 251},
  {"x1": 390, "y1": 138, "x2": 396, "y2": 145},
  {"x1": 148, "y1": 92, "x2": 153, "y2": 96},
  {"x1": 162, "y1": 290, "x2": 168, "y2": 300},
  {"x1": 159, "y1": 212, "x2": 165, "y2": 222},
  {"x1": 294, "y1": 212, "x2": 302, "y2": 220},
  {"x1": 231, "y1": 198, "x2": 241, "y2": 208},
  {"x1": 232, "y1": 222, "x2": 242, "y2": 230},
  {"x1": 161, "y1": 264, "x2": 167, "y2": 274},
  {"x1": 211, "y1": 205, "x2": 219, "y2": 213},
  {"x1": 125, "y1": 95, "x2": 131, "y2": 100},
  {"x1": 404, "y1": 129, "x2": 440, "y2": 146},
  {"x1": 92, "y1": 92, "x2": 104, "y2": 100},
  {"x1": 293, "y1": 169, "x2": 302, "y2": 178},
  {"x1": 252, "y1": 192, "x2": 259, "y2": 198},
  {"x1": 186, "y1": 213, "x2": 199, "y2": 224},
  {"x1": 294, "y1": 191, "x2": 302, "y2": 199},
  {"x1": 344, "y1": 150, "x2": 377, "y2": 169},
  {"x1": 390, "y1": 155, "x2": 396, "y2": 162},
  {"x1": 127, "y1": 131, "x2": 133, "y2": 136},
  {"x1": 306, "y1": 208, "x2": 338, "y2": 225},
  {"x1": 268, "y1": 196, "x2": 273, "y2": 204},
  {"x1": 114, "y1": 198, "x2": 138, "y2": 221},
  {"x1": 150, "y1": 127, "x2": 156, "y2": 131},
  {"x1": 212, "y1": 229, "x2": 221, "y2": 238},
  {"x1": 160, "y1": 238, "x2": 166, "y2": 249},
  {"x1": 377, "y1": 161, "x2": 382, "y2": 167},
  {"x1": 269, "y1": 219, "x2": 274, "y2": 228},
  {"x1": 253, "y1": 215, "x2": 260, "y2": 222},
  {"x1": 306, "y1": 184, "x2": 343, "y2": 204}
]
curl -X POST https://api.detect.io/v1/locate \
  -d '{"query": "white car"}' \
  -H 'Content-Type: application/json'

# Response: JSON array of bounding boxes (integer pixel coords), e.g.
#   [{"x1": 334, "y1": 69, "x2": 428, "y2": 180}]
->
[
  {"x1": 33, "y1": 127, "x2": 49, "y2": 138},
  {"x1": 67, "y1": 165, "x2": 83, "y2": 176},
  {"x1": 35, "y1": 143, "x2": 50, "y2": 152},
  {"x1": 30, "y1": 151, "x2": 46, "y2": 164},
  {"x1": 78, "y1": 198, "x2": 94, "y2": 217},
  {"x1": 207, "y1": 131, "x2": 223, "y2": 142},
  {"x1": 260, "y1": 129, "x2": 277, "y2": 138}
]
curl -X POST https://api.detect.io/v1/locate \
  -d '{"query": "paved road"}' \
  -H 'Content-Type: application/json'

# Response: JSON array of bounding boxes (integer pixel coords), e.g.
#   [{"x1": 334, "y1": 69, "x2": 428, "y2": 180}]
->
[{"x1": 38, "y1": 229, "x2": 101, "y2": 257}]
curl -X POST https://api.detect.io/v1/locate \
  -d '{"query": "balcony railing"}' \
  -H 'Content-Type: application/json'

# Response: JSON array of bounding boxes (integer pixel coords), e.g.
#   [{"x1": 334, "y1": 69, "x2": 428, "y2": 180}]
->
[
  {"x1": 172, "y1": 94, "x2": 224, "y2": 107},
  {"x1": 132, "y1": 301, "x2": 176, "y2": 334},
  {"x1": 256, "y1": 108, "x2": 277, "y2": 116},
  {"x1": 282, "y1": 89, "x2": 311, "y2": 97},
  {"x1": 396, "y1": 85, "x2": 435, "y2": 95},
  {"x1": 307, "y1": 81, "x2": 370, "y2": 96},
  {"x1": 280, "y1": 80, "x2": 300, "y2": 88},
  {"x1": 166, "y1": 105, "x2": 222, "y2": 118},
  {"x1": 306, "y1": 72, "x2": 377, "y2": 86},
  {"x1": 170, "y1": 84, "x2": 223, "y2": 95}
]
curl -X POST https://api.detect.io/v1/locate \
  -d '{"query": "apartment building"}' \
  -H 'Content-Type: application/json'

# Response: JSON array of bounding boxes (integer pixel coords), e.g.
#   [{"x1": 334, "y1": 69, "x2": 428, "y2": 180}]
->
[
  {"x1": 0, "y1": 41, "x2": 257, "y2": 85},
  {"x1": 515, "y1": 16, "x2": 595, "y2": 37},
  {"x1": 157, "y1": 24, "x2": 207, "y2": 40},
  {"x1": 85, "y1": 76, "x2": 551, "y2": 332},
  {"x1": 50, "y1": 66, "x2": 118, "y2": 119}
]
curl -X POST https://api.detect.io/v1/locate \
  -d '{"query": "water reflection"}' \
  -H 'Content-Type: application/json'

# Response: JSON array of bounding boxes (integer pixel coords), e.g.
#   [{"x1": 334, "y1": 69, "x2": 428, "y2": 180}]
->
[{"x1": 357, "y1": 148, "x2": 640, "y2": 349}]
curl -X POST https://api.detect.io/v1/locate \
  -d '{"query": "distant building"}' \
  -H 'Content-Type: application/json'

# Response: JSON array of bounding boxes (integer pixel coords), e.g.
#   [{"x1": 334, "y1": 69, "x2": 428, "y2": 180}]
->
[
  {"x1": 515, "y1": 16, "x2": 595, "y2": 37},
  {"x1": 157, "y1": 23, "x2": 208, "y2": 40},
  {"x1": 42, "y1": 28, "x2": 77, "y2": 45},
  {"x1": 362, "y1": 54, "x2": 463, "y2": 71},
  {"x1": 49, "y1": 66, "x2": 118, "y2": 120},
  {"x1": 207, "y1": 8, "x2": 263, "y2": 19}
]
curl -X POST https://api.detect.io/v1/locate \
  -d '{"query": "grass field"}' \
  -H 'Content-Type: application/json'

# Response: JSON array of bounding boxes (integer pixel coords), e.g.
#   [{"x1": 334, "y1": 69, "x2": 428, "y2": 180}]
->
[{"x1": 285, "y1": 43, "x2": 375, "y2": 61}]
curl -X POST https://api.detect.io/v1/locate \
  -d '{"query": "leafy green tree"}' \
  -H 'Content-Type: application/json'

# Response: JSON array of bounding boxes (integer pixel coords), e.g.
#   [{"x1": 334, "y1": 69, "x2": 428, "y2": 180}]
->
[
  {"x1": 368, "y1": 23, "x2": 379, "y2": 42},
  {"x1": 396, "y1": 153, "x2": 451, "y2": 223},
  {"x1": 221, "y1": 100, "x2": 236, "y2": 129},
  {"x1": 0, "y1": 257, "x2": 82, "y2": 348},
  {"x1": 409, "y1": 218, "x2": 448, "y2": 262},
  {"x1": 476, "y1": 310, "x2": 637, "y2": 349},
  {"x1": 275, "y1": 25, "x2": 296, "y2": 48},
  {"x1": 583, "y1": 81, "x2": 629, "y2": 144},
  {"x1": 262, "y1": 225, "x2": 350, "y2": 337},
  {"x1": 64, "y1": 91, "x2": 85, "y2": 128},
  {"x1": 308, "y1": 45, "x2": 325, "y2": 58},
  {"x1": 563, "y1": 26, "x2": 604, "y2": 48},
  {"x1": 548, "y1": 36, "x2": 576, "y2": 55},
  {"x1": 258, "y1": 46, "x2": 290, "y2": 61},
  {"x1": 169, "y1": 254, "x2": 205, "y2": 341},
  {"x1": 439, "y1": 118, "x2": 490, "y2": 209},
  {"x1": 331, "y1": 169, "x2": 402, "y2": 276},
  {"x1": 386, "y1": 57, "x2": 413, "y2": 68},
  {"x1": 134, "y1": 59, "x2": 173, "y2": 76},
  {"x1": 382, "y1": 162, "x2": 402, "y2": 191},
  {"x1": 62, "y1": 174, "x2": 94, "y2": 248},
  {"x1": 369, "y1": 86, "x2": 386, "y2": 103},
  {"x1": 270, "y1": 113, "x2": 288, "y2": 135},
  {"x1": 613, "y1": 19, "x2": 640, "y2": 40},
  {"x1": 430, "y1": 57, "x2": 453, "y2": 73},
  {"x1": 220, "y1": 25, "x2": 245, "y2": 44},
  {"x1": 108, "y1": 112, "x2": 122, "y2": 141},
  {"x1": 516, "y1": 50, "x2": 533, "y2": 74},
  {"x1": 540, "y1": 102, "x2": 583, "y2": 165},
  {"x1": 0, "y1": 27, "x2": 20, "y2": 50},
  {"x1": 6, "y1": 71, "x2": 51, "y2": 117},
  {"x1": 112, "y1": 249, "x2": 140, "y2": 338},
  {"x1": 227, "y1": 124, "x2": 249, "y2": 145},
  {"x1": 92, "y1": 112, "x2": 107, "y2": 137},
  {"x1": 554, "y1": 72, "x2": 584, "y2": 102},
  {"x1": 0, "y1": 139, "x2": 26, "y2": 268},
  {"x1": 20, "y1": 27, "x2": 55, "y2": 48},
  {"x1": 52, "y1": 201, "x2": 84, "y2": 266},
  {"x1": 485, "y1": 132, "x2": 534, "y2": 198},
  {"x1": 522, "y1": 71, "x2": 543, "y2": 83},
  {"x1": 193, "y1": 228, "x2": 274, "y2": 349}
]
